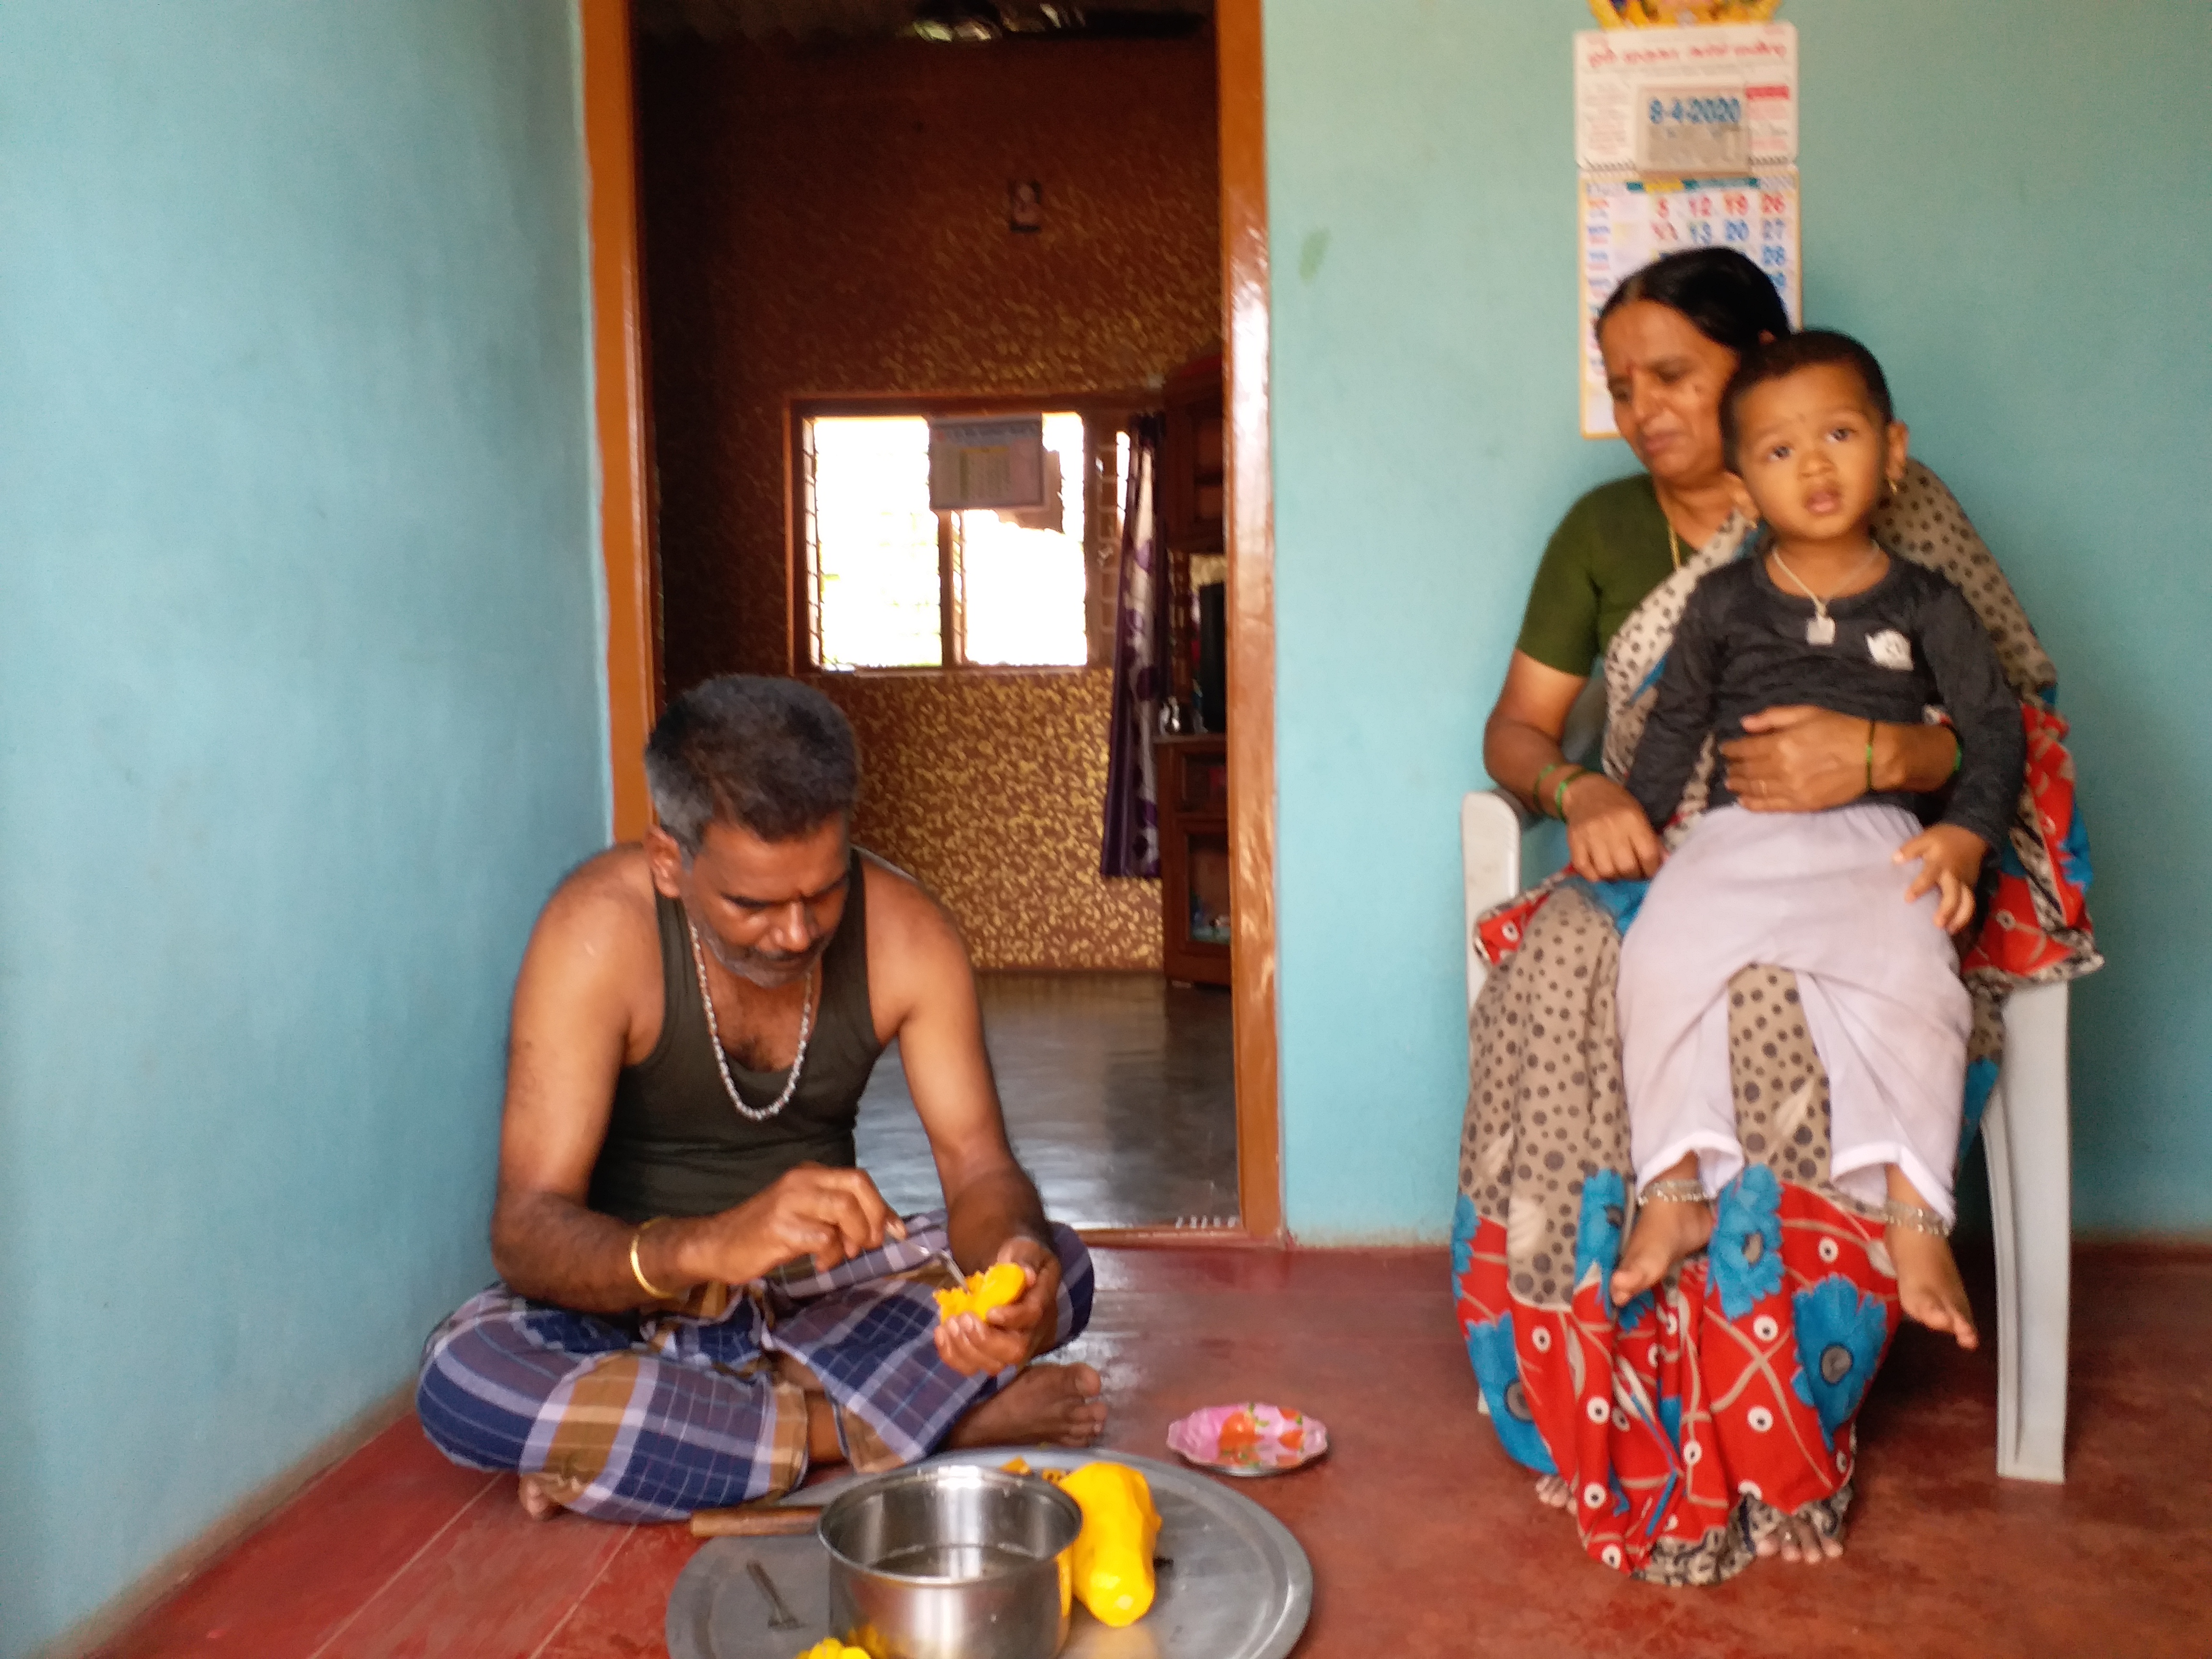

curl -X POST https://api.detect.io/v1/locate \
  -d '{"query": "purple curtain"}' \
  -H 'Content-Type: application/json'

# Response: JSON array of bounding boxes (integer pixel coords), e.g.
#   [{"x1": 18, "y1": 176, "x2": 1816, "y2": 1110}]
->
[{"x1": 1101, "y1": 414, "x2": 1167, "y2": 878}]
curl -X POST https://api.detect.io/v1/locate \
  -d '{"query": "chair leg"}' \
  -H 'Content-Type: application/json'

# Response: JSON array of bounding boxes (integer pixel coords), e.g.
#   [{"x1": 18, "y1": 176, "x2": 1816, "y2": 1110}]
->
[{"x1": 1986, "y1": 980, "x2": 2071, "y2": 1483}]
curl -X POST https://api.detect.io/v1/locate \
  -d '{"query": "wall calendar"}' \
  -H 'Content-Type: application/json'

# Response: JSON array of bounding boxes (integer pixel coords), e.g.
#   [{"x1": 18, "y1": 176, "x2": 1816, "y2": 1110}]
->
[
  {"x1": 1579, "y1": 172, "x2": 1801, "y2": 438},
  {"x1": 1574, "y1": 19, "x2": 1801, "y2": 438}
]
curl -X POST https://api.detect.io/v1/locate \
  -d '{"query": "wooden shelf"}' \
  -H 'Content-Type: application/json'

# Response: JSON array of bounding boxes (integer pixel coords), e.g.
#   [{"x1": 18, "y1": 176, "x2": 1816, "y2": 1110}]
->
[{"x1": 1157, "y1": 733, "x2": 1230, "y2": 986}]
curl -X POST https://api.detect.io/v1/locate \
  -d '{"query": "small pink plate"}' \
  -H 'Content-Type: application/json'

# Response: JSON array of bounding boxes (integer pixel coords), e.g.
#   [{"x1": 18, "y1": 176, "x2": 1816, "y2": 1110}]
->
[{"x1": 1166, "y1": 1402, "x2": 1329, "y2": 1477}]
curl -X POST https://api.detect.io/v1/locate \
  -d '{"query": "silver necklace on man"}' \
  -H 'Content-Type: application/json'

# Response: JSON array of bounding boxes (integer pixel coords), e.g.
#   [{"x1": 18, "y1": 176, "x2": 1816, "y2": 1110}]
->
[{"x1": 686, "y1": 919, "x2": 815, "y2": 1122}]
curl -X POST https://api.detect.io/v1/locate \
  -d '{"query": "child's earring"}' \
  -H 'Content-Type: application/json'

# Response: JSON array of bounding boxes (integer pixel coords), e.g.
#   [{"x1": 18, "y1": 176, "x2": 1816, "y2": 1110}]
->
[{"x1": 1884, "y1": 473, "x2": 1900, "y2": 501}]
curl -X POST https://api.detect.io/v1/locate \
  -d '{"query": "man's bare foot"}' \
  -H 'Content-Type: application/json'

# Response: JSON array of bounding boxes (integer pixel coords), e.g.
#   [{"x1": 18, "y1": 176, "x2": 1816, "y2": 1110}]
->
[
  {"x1": 945, "y1": 1363, "x2": 1108, "y2": 1450},
  {"x1": 517, "y1": 1472, "x2": 580, "y2": 1520},
  {"x1": 1754, "y1": 1507, "x2": 1844, "y2": 1564},
  {"x1": 1887, "y1": 1223, "x2": 1979, "y2": 1349},
  {"x1": 1611, "y1": 1190, "x2": 1712, "y2": 1307},
  {"x1": 1534, "y1": 1475, "x2": 1573, "y2": 1510}
]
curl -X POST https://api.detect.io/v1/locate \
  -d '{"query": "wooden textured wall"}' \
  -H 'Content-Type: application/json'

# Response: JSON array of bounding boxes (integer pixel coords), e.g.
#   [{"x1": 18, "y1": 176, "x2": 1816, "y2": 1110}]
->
[{"x1": 637, "y1": 32, "x2": 1220, "y2": 968}]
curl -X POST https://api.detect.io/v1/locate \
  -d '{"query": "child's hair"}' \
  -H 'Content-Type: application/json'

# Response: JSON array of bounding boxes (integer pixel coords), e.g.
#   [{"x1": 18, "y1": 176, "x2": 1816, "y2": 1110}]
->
[{"x1": 1721, "y1": 329, "x2": 1894, "y2": 469}]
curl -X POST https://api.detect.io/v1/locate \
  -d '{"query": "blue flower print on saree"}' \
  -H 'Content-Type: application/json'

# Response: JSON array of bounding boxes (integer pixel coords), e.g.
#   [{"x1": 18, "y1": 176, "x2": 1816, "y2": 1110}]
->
[
  {"x1": 1959, "y1": 1056, "x2": 1999, "y2": 1162},
  {"x1": 1616, "y1": 1288, "x2": 1654, "y2": 1334},
  {"x1": 1710, "y1": 1165, "x2": 1785, "y2": 1319},
  {"x1": 1465, "y1": 1313, "x2": 1557, "y2": 1476},
  {"x1": 1791, "y1": 1275, "x2": 1890, "y2": 1450},
  {"x1": 1451, "y1": 1191, "x2": 1480, "y2": 1278},
  {"x1": 1574, "y1": 1170, "x2": 1627, "y2": 1293},
  {"x1": 2056, "y1": 805, "x2": 2094, "y2": 893},
  {"x1": 1562, "y1": 876, "x2": 1652, "y2": 937}
]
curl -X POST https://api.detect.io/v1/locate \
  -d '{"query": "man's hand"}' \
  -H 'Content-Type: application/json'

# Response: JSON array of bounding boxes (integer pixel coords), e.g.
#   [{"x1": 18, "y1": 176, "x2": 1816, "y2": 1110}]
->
[
  {"x1": 1563, "y1": 773, "x2": 1666, "y2": 880},
  {"x1": 933, "y1": 1233, "x2": 1060, "y2": 1378},
  {"x1": 1896, "y1": 823, "x2": 1988, "y2": 934},
  {"x1": 675, "y1": 1165, "x2": 905, "y2": 1286},
  {"x1": 1722, "y1": 706, "x2": 1877, "y2": 812}
]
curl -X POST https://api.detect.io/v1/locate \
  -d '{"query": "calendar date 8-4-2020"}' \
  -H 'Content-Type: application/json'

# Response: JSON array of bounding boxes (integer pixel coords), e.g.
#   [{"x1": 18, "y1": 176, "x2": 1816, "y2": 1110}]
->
[{"x1": 1647, "y1": 95, "x2": 1743, "y2": 127}]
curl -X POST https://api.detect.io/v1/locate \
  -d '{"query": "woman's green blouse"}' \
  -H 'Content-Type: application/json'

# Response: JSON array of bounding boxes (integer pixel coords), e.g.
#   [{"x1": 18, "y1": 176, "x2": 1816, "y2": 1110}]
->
[{"x1": 1513, "y1": 474, "x2": 1678, "y2": 676}]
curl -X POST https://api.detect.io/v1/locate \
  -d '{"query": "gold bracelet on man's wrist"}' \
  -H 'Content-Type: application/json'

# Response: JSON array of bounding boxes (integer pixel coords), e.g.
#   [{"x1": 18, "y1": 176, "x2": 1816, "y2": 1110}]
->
[{"x1": 629, "y1": 1216, "x2": 678, "y2": 1301}]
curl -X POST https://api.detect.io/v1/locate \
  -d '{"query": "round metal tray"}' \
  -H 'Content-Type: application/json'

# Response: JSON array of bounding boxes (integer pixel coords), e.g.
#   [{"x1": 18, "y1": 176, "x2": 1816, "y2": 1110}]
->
[{"x1": 667, "y1": 1446, "x2": 1312, "y2": 1659}]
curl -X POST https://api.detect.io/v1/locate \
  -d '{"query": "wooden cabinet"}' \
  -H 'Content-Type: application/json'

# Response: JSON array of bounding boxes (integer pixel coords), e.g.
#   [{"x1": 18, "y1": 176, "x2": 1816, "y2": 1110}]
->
[
  {"x1": 1160, "y1": 359, "x2": 1225, "y2": 555},
  {"x1": 1157, "y1": 734, "x2": 1230, "y2": 986},
  {"x1": 1159, "y1": 359, "x2": 1226, "y2": 724}
]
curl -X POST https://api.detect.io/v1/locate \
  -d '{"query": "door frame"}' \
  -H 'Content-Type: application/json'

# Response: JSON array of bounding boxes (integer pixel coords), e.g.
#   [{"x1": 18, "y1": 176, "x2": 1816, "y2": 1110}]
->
[{"x1": 578, "y1": 0, "x2": 1285, "y2": 1243}]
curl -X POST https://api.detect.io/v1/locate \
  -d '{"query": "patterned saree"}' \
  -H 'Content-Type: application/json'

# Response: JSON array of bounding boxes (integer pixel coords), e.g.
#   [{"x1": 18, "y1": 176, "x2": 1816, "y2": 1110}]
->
[{"x1": 1452, "y1": 461, "x2": 2100, "y2": 1584}]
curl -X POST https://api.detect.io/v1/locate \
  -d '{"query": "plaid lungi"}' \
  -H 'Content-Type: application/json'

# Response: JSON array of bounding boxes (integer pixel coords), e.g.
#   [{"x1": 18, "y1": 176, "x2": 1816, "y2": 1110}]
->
[{"x1": 414, "y1": 1214, "x2": 1093, "y2": 1522}]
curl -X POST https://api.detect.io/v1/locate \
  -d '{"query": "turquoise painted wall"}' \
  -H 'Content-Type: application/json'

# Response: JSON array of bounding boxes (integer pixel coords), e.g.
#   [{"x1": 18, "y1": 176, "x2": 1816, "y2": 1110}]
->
[
  {"x1": 0, "y1": 4, "x2": 606, "y2": 1653},
  {"x1": 1266, "y1": 1, "x2": 2212, "y2": 1239}
]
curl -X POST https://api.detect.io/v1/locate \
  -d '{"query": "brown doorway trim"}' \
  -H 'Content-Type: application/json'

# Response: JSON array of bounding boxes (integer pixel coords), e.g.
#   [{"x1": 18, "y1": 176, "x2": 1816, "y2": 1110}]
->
[
  {"x1": 582, "y1": 0, "x2": 1285, "y2": 1240},
  {"x1": 1218, "y1": 0, "x2": 1284, "y2": 1242},
  {"x1": 581, "y1": 0, "x2": 658, "y2": 842}
]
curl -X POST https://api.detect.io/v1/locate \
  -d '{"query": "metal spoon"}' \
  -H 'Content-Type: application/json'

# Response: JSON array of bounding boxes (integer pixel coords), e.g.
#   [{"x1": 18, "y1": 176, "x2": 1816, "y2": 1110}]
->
[{"x1": 746, "y1": 1559, "x2": 803, "y2": 1632}]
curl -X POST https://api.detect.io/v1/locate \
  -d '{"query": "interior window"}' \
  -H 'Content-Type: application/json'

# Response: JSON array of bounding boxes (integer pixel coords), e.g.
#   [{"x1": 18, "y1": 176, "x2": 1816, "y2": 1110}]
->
[{"x1": 801, "y1": 409, "x2": 1104, "y2": 671}]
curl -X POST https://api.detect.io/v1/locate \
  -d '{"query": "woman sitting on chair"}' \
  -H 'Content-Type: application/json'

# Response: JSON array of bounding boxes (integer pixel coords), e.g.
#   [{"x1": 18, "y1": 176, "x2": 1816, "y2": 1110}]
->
[{"x1": 1451, "y1": 247, "x2": 2097, "y2": 1584}]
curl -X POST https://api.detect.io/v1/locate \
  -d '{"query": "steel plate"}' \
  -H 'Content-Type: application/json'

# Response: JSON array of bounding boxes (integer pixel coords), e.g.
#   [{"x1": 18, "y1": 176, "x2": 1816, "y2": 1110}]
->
[{"x1": 667, "y1": 1446, "x2": 1312, "y2": 1659}]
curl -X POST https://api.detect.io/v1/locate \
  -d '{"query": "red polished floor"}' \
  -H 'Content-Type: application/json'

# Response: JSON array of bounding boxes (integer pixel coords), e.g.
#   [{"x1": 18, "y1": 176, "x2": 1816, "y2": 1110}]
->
[{"x1": 98, "y1": 1246, "x2": 2212, "y2": 1659}]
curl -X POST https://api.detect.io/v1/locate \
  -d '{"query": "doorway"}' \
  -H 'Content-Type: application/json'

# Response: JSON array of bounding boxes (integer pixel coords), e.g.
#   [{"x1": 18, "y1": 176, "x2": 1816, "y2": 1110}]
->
[{"x1": 581, "y1": 0, "x2": 1280, "y2": 1239}]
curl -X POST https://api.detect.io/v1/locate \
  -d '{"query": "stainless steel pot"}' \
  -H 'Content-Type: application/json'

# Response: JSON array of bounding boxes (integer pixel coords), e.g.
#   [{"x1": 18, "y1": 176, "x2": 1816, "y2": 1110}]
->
[{"x1": 818, "y1": 1464, "x2": 1082, "y2": 1659}]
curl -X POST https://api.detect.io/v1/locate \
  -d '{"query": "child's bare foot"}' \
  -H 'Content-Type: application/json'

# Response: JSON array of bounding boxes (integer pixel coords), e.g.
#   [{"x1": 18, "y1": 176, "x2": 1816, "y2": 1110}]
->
[
  {"x1": 1534, "y1": 1475, "x2": 1573, "y2": 1510},
  {"x1": 1887, "y1": 1222, "x2": 1978, "y2": 1349},
  {"x1": 1612, "y1": 1167, "x2": 1712, "y2": 1307},
  {"x1": 1883, "y1": 1166, "x2": 1977, "y2": 1349}
]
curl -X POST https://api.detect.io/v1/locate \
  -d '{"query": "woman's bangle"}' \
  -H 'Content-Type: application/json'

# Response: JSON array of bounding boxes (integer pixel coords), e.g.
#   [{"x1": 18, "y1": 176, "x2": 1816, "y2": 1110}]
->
[
  {"x1": 1552, "y1": 765, "x2": 1587, "y2": 821},
  {"x1": 1865, "y1": 719, "x2": 1877, "y2": 793},
  {"x1": 629, "y1": 1217, "x2": 677, "y2": 1301},
  {"x1": 1950, "y1": 729, "x2": 1964, "y2": 777},
  {"x1": 1531, "y1": 761, "x2": 1568, "y2": 809}
]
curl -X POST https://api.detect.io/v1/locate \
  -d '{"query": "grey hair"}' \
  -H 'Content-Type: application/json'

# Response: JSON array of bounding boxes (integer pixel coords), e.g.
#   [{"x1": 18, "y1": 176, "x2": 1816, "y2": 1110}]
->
[{"x1": 643, "y1": 676, "x2": 860, "y2": 857}]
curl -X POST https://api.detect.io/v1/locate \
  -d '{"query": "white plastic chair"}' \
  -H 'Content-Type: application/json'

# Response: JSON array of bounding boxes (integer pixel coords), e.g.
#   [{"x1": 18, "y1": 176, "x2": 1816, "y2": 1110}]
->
[{"x1": 1461, "y1": 787, "x2": 2070, "y2": 1482}]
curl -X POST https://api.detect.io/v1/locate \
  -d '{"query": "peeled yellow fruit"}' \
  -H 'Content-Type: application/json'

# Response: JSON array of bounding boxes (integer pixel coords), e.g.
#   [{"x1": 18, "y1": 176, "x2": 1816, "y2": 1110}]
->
[
  {"x1": 933, "y1": 1261, "x2": 1028, "y2": 1323},
  {"x1": 794, "y1": 1642, "x2": 868, "y2": 1659},
  {"x1": 1057, "y1": 1462, "x2": 1161, "y2": 1628}
]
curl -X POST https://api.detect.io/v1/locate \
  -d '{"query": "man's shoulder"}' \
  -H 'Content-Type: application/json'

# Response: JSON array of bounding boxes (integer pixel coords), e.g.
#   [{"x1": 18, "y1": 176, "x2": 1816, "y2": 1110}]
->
[
  {"x1": 856, "y1": 848, "x2": 957, "y2": 951},
  {"x1": 536, "y1": 844, "x2": 661, "y2": 954},
  {"x1": 855, "y1": 849, "x2": 971, "y2": 1033},
  {"x1": 507, "y1": 846, "x2": 664, "y2": 1070}
]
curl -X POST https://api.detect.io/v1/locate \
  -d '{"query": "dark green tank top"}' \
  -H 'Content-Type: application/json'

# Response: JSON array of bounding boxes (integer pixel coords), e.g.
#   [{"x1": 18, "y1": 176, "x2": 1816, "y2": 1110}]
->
[{"x1": 588, "y1": 851, "x2": 884, "y2": 1223}]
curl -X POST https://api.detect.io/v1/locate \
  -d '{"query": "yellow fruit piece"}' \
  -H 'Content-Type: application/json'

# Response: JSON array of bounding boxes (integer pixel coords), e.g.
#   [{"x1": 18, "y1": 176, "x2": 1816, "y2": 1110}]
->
[
  {"x1": 1000, "y1": 1458, "x2": 1074, "y2": 1619},
  {"x1": 1057, "y1": 1462, "x2": 1161, "y2": 1628},
  {"x1": 793, "y1": 1642, "x2": 868, "y2": 1659},
  {"x1": 933, "y1": 1261, "x2": 1029, "y2": 1323}
]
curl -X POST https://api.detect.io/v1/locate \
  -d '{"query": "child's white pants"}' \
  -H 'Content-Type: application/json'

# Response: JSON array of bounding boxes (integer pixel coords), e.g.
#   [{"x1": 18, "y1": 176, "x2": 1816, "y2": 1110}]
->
[{"x1": 1617, "y1": 803, "x2": 1970, "y2": 1220}]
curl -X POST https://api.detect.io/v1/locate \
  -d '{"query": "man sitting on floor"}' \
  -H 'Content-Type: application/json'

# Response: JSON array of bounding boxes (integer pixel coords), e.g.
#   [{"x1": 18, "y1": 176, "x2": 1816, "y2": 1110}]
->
[{"x1": 416, "y1": 676, "x2": 1106, "y2": 1521}]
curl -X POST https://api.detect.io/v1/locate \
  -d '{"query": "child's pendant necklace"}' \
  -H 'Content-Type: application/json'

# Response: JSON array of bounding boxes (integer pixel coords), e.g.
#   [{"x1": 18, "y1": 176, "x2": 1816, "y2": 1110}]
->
[{"x1": 1768, "y1": 544, "x2": 1879, "y2": 646}]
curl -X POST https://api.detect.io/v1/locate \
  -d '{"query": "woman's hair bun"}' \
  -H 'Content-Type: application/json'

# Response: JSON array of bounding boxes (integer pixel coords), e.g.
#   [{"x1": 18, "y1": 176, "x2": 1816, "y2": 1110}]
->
[{"x1": 1596, "y1": 246, "x2": 1791, "y2": 357}]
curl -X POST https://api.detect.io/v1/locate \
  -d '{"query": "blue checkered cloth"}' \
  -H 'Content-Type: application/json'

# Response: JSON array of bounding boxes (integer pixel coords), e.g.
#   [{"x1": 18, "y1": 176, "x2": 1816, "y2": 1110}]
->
[{"x1": 415, "y1": 1214, "x2": 1093, "y2": 1521}]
